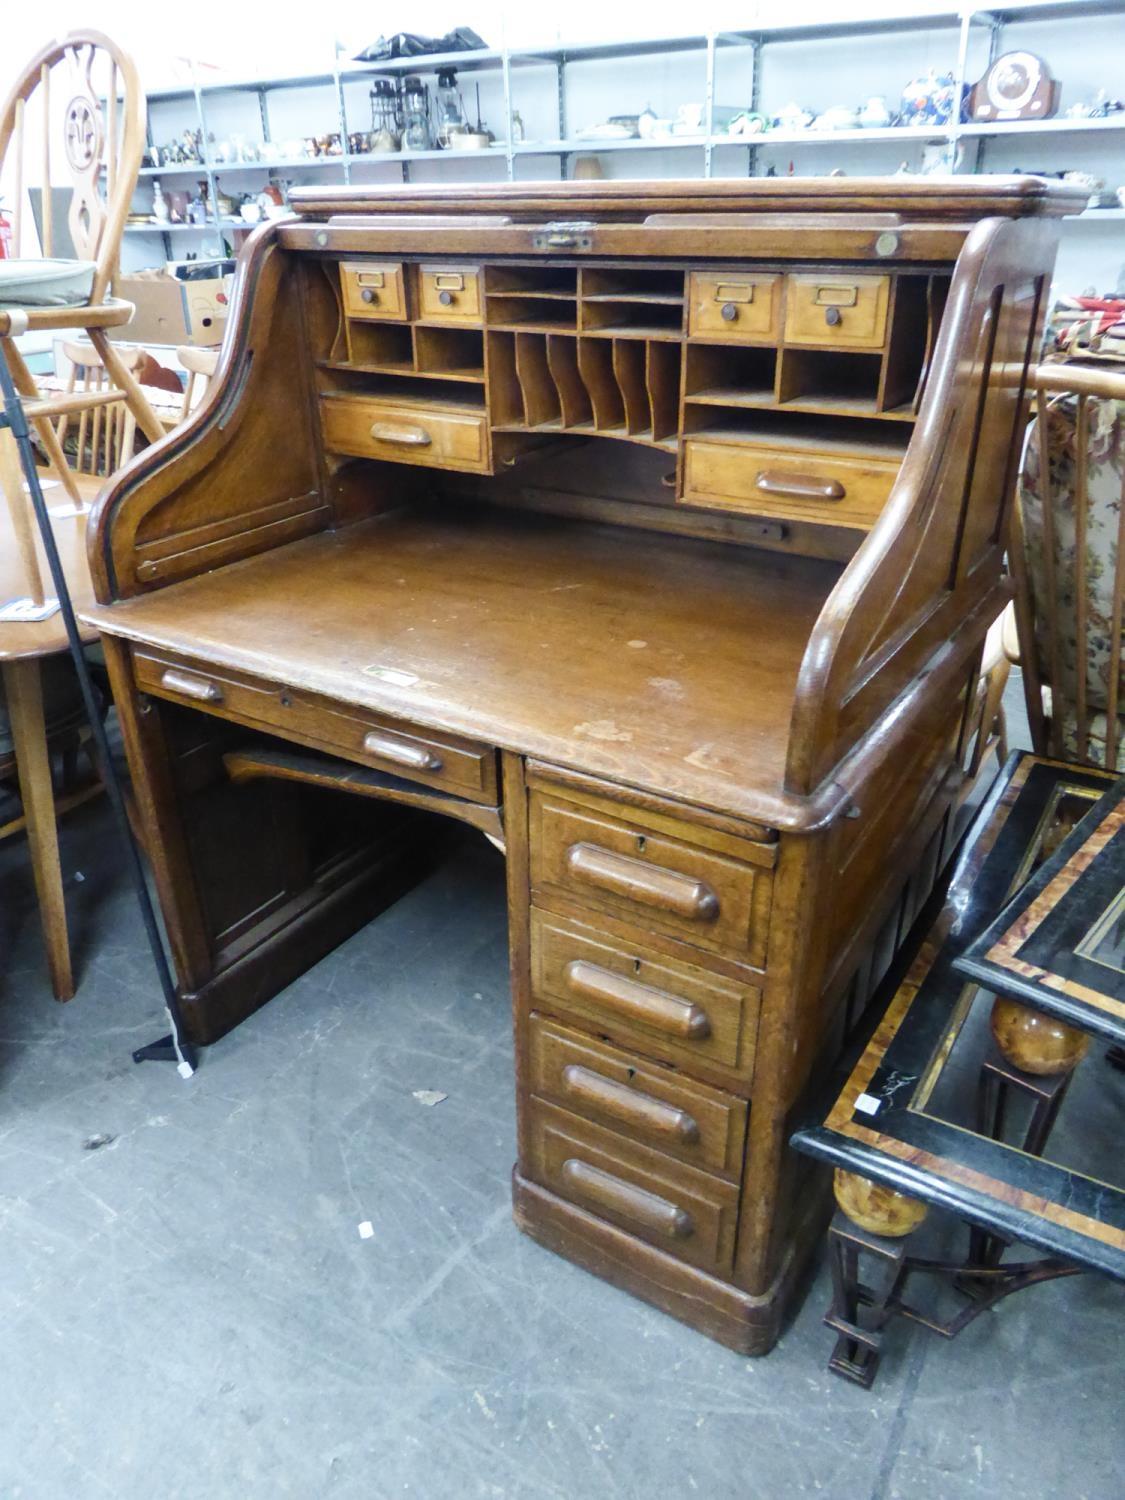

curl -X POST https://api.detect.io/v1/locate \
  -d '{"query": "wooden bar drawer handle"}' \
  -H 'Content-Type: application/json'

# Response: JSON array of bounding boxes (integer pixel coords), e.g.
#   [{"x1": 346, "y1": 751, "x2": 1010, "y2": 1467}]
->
[
  {"x1": 561, "y1": 1064, "x2": 701, "y2": 1145},
  {"x1": 159, "y1": 668, "x2": 223, "y2": 704},
  {"x1": 564, "y1": 960, "x2": 712, "y2": 1040},
  {"x1": 561, "y1": 1159, "x2": 695, "y2": 1240},
  {"x1": 756, "y1": 471, "x2": 845, "y2": 502},
  {"x1": 565, "y1": 842, "x2": 719, "y2": 922},
  {"x1": 370, "y1": 422, "x2": 432, "y2": 447},
  {"x1": 362, "y1": 732, "x2": 442, "y2": 772}
]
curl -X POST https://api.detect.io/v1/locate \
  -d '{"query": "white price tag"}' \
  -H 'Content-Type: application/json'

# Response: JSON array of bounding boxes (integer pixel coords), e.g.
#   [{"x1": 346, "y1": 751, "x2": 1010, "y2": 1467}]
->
[{"x1": 0, "y1": 596, "x2": 60, "y2": 622}]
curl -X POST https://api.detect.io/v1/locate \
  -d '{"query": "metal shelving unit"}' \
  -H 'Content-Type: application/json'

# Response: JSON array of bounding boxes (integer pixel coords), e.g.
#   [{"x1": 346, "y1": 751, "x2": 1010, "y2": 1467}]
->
[{"x1": 124, "y1": 2, "x2": 1124, "y2": 261}]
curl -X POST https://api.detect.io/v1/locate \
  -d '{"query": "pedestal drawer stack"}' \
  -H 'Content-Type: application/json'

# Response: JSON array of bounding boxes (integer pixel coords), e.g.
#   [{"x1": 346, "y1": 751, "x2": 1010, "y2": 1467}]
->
[{"x1": 520, "y1": 766, "x2": 776, "y2": 1278}]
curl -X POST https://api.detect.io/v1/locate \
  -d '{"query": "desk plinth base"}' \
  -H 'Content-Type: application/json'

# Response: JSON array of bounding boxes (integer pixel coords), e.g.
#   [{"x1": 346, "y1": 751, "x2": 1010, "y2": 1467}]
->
[{"x1": 512, "y1": 1167, "x2": 823, "y2": 1356}]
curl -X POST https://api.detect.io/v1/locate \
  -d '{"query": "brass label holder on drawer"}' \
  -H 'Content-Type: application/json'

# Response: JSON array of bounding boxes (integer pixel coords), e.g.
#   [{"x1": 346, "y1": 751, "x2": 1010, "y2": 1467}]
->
[
  {"x1": 714, "y1": 284, "x2": 756, "y2": 304},
  {"x1": 812, "y1": 284, "x2": 859, "y2": 307}
]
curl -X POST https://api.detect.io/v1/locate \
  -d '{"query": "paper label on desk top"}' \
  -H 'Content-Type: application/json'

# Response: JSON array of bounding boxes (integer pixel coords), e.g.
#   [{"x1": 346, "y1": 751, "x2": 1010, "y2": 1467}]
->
[
  {"x1": 0, "y1": 596, "x2": 60, "y2": 622},
  {"x1": 854, "y1": 1093, "x2": 883, "y2": 1117},
  {"x1": 363, "y1": 664, "x2": 419, "y2": 688}
]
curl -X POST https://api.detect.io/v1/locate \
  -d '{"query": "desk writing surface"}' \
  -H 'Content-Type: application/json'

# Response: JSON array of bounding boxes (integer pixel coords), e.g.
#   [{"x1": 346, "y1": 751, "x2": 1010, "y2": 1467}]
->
[{"x1": 82, "y1": 504, "x2": 839, "y2": 821}]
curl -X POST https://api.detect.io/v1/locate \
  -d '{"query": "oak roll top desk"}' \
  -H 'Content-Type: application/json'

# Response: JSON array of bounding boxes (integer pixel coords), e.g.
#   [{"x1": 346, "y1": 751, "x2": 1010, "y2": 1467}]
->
[{"x1": 82, "y1": 178, "x2": 1080, "y2": 1354}]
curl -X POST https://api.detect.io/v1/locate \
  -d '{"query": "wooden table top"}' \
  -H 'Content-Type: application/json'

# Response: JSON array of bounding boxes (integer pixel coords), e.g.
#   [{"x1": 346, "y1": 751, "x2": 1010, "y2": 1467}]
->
[
  {"x1": 83, "y1": 503, "x2": 841, "y2": 822},
  {"x1": 1, "y1": 472, "x2": 101, "y2": 662}
]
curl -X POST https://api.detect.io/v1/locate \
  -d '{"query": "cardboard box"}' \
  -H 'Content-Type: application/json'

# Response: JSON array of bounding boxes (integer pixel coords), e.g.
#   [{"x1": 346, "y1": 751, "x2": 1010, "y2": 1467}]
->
[{"x1": 110, "y1": 262, "x2": 235, "y2": 347}]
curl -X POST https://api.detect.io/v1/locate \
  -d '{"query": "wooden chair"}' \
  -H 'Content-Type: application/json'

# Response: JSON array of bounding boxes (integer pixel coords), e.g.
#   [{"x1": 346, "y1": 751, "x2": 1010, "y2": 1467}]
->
[
  {"x1": 176, "y1": 345, "x2": 219, "y2": 422},
  {"x1": 54, "y1": 339, "x2": 140, "y2": 481},
  {"x1": 0, "y1": 29, "x2": 165, "y2": 518},
  {"x1": 0, "y1": 33, "x2": 158, "y2": 999},
  {"x1": 1011, "y1": 363, "x2": 1125, "y2": 770},
  {"x1": 961, "y1": 610, "x2": 1010, "y2": 799}
]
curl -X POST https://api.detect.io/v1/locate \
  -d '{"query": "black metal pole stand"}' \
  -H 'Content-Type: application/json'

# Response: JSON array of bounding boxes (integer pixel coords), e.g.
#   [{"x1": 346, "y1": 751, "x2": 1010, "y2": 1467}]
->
[{"x1": 0, "y1": 342, "x2": 197, "y2": 1076}]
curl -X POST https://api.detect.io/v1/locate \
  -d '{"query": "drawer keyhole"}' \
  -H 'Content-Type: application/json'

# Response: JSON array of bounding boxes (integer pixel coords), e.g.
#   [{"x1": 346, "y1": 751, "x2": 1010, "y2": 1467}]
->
[
  {"x1": 633, "y1": 958, "x2": 641, "y2": 975},
  {"x1": 824, "y1": 306, "x2": 842, "y2": 327},
  {"x1": 279, "y1": 691, "x2": 292, "y2": 708},
  {"x1": 720, "y1": 302, "x2": 738, "y2": 322},
  {"x1": 361, "y1": 287, "x2": 378, "y2": 304},
  {"x1": 636, "y1": 835, "x2": 647, "y2": 853}
]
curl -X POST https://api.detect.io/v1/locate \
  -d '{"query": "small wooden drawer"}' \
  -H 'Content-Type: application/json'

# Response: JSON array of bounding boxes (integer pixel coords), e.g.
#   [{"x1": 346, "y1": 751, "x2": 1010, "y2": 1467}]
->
[
  {"x1": 340, "y1": 261, "x2": 407, "y2": 321},
  {"x1": 529, "y1": 1015, "x2": 748, "y2": 1179},
  {"x1": 132, "y1": 648, "x2": 499, "y2": 803},
  {"x1": 418, "y1": 264, "x2": 482, "y2": 324},
  {"x1": 529, "y1": 786, "x2": 771, "y2": 964},
  {"x1": 688, "y1": 272, "x2": 780, "y2": 343},
  {"x1": 682, "y1": 438, "x2": 898, "y2": 530},
  {"x1": 527, "y1": 1099, "x2": 740, "y2": 1275},
  {"x1": 784, "y1": 273, "x2": 890, "y2": 349},
  {"x1": 320, "y1": 394, "x2": 489, "y2": 474},
  {"x1": 530, "y1": 909, "x2": 760, "y2": 1080}
]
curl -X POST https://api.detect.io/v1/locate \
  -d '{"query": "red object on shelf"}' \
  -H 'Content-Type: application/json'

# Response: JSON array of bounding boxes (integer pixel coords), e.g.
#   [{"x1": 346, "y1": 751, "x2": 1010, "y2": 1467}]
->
[{"x1": 0, "y1": 210, "x2": 12, "y2": 259}]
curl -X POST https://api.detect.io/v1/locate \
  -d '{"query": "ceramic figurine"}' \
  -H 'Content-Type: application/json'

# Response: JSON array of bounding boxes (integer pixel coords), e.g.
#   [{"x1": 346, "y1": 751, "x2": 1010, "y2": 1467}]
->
[
  {"x1": 213, "y1": 178, "x2": 236, "y2": 219},
  {"x1": 858, "y1": 95, "x2": 893, "y2": 128},
  {"x1": 729, "y1": 111, "x2": 768, "y2": 137},
  {"x1": 815, "y1": 105, "x2": 860, "y2": 130},
  {"x1": 774, "y1": 102, "x2": 814, "y2": 131}
]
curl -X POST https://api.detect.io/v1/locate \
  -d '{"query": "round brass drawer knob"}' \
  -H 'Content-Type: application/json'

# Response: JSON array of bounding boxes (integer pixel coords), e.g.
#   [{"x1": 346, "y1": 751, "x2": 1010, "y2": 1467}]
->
[
  {"x1": 360, "y1": 287, "x2": 377, "y2": 304},
  {"x1": 824, "y1": 305, "x2": 842, "y2": 327},
  {"x1": 720, "y1": 301, "x2": 738, "y2": 322},
  {"x1": 438, "y1": 288, "x2": 455, "y2": 306}
]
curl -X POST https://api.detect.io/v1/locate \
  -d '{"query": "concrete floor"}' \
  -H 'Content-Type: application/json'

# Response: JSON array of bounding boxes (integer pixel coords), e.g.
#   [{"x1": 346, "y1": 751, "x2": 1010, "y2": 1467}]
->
[{"x1": 0, "y1": 677, "x2": 1122, "y2": 1499}]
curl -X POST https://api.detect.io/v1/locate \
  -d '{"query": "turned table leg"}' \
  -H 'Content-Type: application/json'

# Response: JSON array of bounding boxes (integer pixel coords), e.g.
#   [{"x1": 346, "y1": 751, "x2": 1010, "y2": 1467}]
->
[{"x1": 2, "y1": 658, "x2": 74, "y2": 1000}]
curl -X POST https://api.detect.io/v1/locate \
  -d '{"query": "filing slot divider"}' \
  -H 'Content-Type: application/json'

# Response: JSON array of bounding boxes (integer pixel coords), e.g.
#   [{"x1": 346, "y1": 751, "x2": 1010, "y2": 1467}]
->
[
  {"x1": 546, "y1": 335, "x2": 593, "y2": 429},
  {"x1": 515, "y1": 333, "x2": 561, "y2": 427},
  {"x1": 645, "y1": 342, "x2": 682, "y2": 444},
  {"x1": 489, "y1": 330, "x2": 681, "y2": 449},
  {"x1": 576, "y1": 338, "x2": 624, "y2": 431},
  {"x1": 613, "y1": 340, "x2": 648, "y2": 435}
]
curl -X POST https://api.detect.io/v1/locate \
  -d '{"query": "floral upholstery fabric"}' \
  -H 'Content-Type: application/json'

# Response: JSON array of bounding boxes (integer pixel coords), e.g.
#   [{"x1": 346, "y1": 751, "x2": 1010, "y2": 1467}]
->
[{"x1": 1020, "y1": 385, "x2": 1125, "y2": 769}]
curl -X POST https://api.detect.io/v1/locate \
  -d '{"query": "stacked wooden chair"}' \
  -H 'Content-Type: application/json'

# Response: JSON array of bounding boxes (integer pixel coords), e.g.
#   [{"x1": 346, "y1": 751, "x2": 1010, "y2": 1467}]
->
[{"x1": 0, "y1": 32, "x2": 158, "y2": 998}]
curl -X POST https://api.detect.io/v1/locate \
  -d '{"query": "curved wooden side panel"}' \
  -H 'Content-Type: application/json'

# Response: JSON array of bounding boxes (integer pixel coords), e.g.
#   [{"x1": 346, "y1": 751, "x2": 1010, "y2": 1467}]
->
[
  {"x1": 87, "y1": 224, "x2": 328, "y2": 602},
  {"x1": 786, "y1": 216, "x2": 1056, "y2": 797}
]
